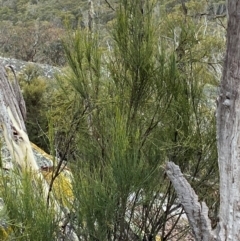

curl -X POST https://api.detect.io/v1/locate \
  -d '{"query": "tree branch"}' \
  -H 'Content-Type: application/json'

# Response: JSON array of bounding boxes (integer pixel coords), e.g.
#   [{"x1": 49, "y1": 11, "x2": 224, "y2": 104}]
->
[
  {"x1": 104, "y1": 0, "x2": 115, "y2": 11},
  {"x1": 165, "y1": 162, "x2": 215, "y2": 241}
]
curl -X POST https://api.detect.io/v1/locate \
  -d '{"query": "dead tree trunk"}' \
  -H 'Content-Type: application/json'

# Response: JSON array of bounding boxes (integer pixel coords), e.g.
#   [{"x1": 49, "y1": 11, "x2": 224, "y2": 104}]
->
[
  {"x1": 0, "y1": 65, "x2": 79, "y2": 241},
  {"x1": 216, "y1": 1, "x2": 240, "y2": 240},
  {"x1": 0, "y1": 65, "x2": 38, "y2": 170},
  {"x1": 166, "y1": 1, "x2": 240, "y2": 241}
]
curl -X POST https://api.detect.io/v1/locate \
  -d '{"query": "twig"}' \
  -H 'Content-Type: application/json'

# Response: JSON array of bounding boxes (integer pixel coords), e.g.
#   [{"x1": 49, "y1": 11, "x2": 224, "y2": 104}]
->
[{"x1": 105, "y1": 0, "x2": 115, "y2": 11}]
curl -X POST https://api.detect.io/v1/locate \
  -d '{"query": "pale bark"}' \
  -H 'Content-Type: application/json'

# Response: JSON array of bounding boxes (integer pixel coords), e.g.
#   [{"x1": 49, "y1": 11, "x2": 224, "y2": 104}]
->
[
  {"x1": 0, "y1": 65, "x2": 37, "y2": 170},
  {"x1": 88, "y1": 0, "x2": 94, "y2": 31},
  {"x1": 216, "y1": 1, "x2": 240, "y2": 240},
  {"x1": 165, "y1": 162, "x2": 215, "y2": 241},
  {"x1": 0, "y1": 65, "x2": 79, "y2": 241}
]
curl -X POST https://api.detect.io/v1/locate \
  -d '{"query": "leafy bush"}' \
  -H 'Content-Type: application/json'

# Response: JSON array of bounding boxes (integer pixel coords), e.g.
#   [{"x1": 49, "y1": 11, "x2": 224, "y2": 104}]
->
[
  {"x1": 20, "y1": 64, "x2": 50, "y2": 152},
  {"x1": 48, "y1": 0, "x2": 222, "y2": 239}
]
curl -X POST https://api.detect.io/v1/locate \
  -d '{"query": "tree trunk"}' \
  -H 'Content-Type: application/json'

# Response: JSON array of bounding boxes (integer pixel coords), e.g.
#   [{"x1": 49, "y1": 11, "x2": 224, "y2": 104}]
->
[
  {"x1": 0, "y1": 65, "x2": 79, "y2": 241},
  {"x1": 216, "y1": 1, "x2": 240, "y2": 240},
  {"x1": 166, "y1": 1, "x2": 240, "y2": 241},
  {"x1": 0, "y1": 65, "x2": 38, "y2": 171}
]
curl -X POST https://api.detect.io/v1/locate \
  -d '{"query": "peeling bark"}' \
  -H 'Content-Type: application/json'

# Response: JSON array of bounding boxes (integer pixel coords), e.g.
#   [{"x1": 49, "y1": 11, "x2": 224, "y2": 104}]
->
[
  {"x1": 0, "y1": 65, "x2": 37, "y2": 170},
  {"x1": 0, "y1": 64, "x2": 79, "y2": 241}
]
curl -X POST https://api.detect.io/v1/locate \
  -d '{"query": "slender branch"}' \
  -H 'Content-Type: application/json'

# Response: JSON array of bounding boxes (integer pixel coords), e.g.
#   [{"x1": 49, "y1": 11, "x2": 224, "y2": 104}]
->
[{"x1": 104, "y1": 0, "x2": 115, "y2": 11}]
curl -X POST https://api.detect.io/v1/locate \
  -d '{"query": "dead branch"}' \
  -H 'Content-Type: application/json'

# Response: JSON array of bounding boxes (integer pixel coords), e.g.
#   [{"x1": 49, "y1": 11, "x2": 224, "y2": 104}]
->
[{"x1": 165, "y1": 162, "x2": 216, "y2": 241}]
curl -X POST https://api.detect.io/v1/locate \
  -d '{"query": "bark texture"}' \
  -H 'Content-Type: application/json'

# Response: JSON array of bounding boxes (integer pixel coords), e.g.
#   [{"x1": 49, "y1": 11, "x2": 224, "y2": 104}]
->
[
  {"x1": 216, "y1": 1, "x2": 240, "y2": 240},
  {"x1": 0, "y1": 64, "x2": 79, "y2": 241},
  {"x1": 165, "y1": 162, "x2": 215, "y2": 241},
  {"x1": 0, "y1": 65, "x2": 38, "y2": 170}
]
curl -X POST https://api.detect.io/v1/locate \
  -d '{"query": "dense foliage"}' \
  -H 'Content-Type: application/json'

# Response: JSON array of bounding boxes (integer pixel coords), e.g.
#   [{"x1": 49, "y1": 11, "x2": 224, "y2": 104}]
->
[{"x1": 0, "y1": 0, "x2": 226, "y2": 240}]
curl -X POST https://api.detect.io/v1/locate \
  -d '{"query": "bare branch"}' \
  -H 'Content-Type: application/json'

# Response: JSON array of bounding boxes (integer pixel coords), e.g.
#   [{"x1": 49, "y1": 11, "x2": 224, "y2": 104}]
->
[
  {"x1": 104, "y1": 0, "x2": 115, "y2": 11},
  {"x1": 165, "y1": 162, "x2": 215, "y2": 241}
]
